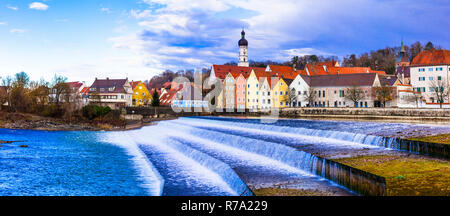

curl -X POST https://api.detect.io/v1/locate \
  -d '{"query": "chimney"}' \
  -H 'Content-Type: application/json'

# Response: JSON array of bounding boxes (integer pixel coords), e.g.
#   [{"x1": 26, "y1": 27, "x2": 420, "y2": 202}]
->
[{"x1": 323, "y1": 65, "x2": 327, "y2": 72}]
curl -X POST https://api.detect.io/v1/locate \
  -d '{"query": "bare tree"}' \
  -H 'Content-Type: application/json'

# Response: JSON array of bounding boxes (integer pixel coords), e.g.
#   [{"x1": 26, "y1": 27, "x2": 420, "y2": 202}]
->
[
  {"x1": 429, "y1": 79, "x2": 449, "y2": 108},
  {"x1": 51, "y1": 75, "x2": 69, "y2": 106},
  {"x1": 345, "y1": 85, "x2": 365, "y2": 107},
  {"x1": 374, "y1": 85, "x2": 394, "y2": 107},
  {"x1": 302, "y1": 86, "x2": 316, "y2": 107},
  {"x1": 0, "y1": 86, "x2": 7, "y2": 110}
]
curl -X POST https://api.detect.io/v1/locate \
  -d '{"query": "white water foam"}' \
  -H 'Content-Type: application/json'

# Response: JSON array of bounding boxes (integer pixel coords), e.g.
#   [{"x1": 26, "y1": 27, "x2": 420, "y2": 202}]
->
[{"x1": 100, "y1": 132, "x2": 164, "y2": 196}]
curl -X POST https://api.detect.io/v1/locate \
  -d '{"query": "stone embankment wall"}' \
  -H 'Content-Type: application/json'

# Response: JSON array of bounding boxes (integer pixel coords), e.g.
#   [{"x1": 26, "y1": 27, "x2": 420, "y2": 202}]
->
[
  {"x1": 315, "y1": 157, "x2": 387, "y2": 196},
  {"x1": 280, "y1": 108, "x2": 450, "y2": 120}
]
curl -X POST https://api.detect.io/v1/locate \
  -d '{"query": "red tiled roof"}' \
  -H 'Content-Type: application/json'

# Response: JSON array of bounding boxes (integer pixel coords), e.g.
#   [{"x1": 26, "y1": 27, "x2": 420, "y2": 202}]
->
[
  {"x1": 80, "y1": 87, "x2": 89, "y2": 95},
  {"x1": 66, "y1": 81, "x2": 83, "y2": 90},
  {"x1": 130, "y1": 81, "x2": 141, "y2": 89},
  {"x1": 301, "y1": 73, "x2": 378, "y2": 87},
  {"x1": 411, "y1": 50, "x2": 450, "y2": 66},
  {"x1": 160, "y1": 88, "x2": 180, "y2": 106},
  {"x1": 266, "y1": 65, "x2": 300, "y2": 80},
  {"x1": 212, "y1": 65, "x2": 266, "y2": 80}
]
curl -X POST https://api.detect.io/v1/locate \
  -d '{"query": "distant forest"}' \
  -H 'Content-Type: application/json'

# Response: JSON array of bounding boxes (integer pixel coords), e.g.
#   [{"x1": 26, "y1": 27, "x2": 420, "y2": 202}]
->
[{"x1": 148, "y1": 41, "x2": 443, "y2": 90}]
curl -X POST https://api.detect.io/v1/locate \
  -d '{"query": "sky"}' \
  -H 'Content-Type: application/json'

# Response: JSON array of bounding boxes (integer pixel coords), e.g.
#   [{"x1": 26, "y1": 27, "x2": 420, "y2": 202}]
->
[{"x1": 0, "y1": 0, "x2": 449, "y2": 84}]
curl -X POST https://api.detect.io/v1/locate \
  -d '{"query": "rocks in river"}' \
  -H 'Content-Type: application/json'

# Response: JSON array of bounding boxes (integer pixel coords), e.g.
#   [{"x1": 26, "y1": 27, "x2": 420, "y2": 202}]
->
[
  {"x1": 19, "y1": 145, "x2": 28, "y2": 148},
  {"x1": 3, "y1": 119, "x2": 98, "y2": 131}
]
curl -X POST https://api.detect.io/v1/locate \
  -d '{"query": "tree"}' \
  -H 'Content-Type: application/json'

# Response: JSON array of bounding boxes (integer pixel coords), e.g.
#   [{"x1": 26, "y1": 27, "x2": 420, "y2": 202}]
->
[
  {"x1": 345, "y1": 85, "x2": 365, "y2": 107},
  {"x1": 424, "y1": 42, "x2": 434, "y2": 51},
  {"x1": 15, "y1": 72, "x2": 30, "y2": 87},
  {"x1": 302, "y1": 86, "x2": 316, "y2": 107},
  {"x1": 429, "y1": 79, "x2": 449, "y2": 108},
  {"x1": 51, "y1": 75, "x2": 69, "y2": 105},
  {"x1": 0, "y1": 86, "x2": 7, "y2": 110},
  {"x1": 291, "y1": 56, "x2": 299, "y2": 69},
  {"x1": 374, "y1": 85, "x2": 394, "y2": 107},
  {"x1": 1, "y1": 76, "x2": 13, "y2": 107},
  {"x1": 151, "y1": 90, "x2": 160, "y2": 107}
]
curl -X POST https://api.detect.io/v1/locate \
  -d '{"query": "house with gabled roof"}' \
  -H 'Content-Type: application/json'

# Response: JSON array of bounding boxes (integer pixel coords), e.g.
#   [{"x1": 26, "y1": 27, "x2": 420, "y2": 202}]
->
[
  {"x1": 289, "y1": 73, "x2": 382, "y2": 108},
  {"x1": 88, "y1": 78, "x2": 133, "y2": 109},
  {"x1": 410, "y1": 49, "x2": 450, "y2": 106},
  {"x1": 130, "y1": 81, "x2": 151, "y2": 107}
]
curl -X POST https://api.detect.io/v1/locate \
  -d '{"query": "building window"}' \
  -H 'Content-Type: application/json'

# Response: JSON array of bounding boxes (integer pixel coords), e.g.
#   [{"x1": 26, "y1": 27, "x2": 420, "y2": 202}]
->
[
  {"x1": 429, "y1": 77, "x2": 434, "y2": 81},
  {"x1": 280, "y1": 91, "x2": 283, "y2": 95},
  {"x1": 438, "y1": 76, "x2": 442, "y2": 80},
  {"x1": 323, "y1": 90, "x2": 325, "y2": 97},
  {"x1": 428, "y1": 68, "x2": 433, "y2": 71},
  {"x1": 298, "y1": 91, "x2": 301, "y2": 95},
  {"x1": 280, "y1": 102, "x2": 283, "y2": 106}
]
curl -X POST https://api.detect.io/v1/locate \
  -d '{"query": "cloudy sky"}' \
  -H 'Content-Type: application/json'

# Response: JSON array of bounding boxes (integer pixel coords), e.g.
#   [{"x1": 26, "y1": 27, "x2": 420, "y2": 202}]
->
[{"x1": 0, "y1": 0, "x2": 449, "y2": 83}]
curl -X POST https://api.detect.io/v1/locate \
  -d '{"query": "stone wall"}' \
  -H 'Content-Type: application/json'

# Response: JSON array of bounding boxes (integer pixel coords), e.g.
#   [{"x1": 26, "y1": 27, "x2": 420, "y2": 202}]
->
[{"x1": 281, "y1": 107, "x2": 450, "y2": 118}]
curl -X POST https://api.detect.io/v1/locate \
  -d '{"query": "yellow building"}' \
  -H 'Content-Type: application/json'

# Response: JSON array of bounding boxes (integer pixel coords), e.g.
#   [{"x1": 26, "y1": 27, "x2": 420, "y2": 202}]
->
[
  {"x1": 271, "y1": 78, "x2": 290, "y2": 108},
  {"x1": 130, "y1": 81, "x2": 151, "y2": 106}
]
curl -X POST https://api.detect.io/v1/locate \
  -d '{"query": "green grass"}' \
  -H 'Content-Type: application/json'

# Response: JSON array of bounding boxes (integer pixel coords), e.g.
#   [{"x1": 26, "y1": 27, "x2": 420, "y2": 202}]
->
[
  {"x1": 408, "y1": 133, "x2": 450, "y2": 145},
  {"x1": 334, "y1": 155, "x2": 450, "y2": 196}
]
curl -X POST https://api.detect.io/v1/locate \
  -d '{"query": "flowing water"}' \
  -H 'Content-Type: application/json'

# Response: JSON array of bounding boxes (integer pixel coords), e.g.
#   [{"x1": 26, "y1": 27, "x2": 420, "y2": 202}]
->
[{"x1": 1, "y1": 116, "x2": 449, "y2": 196}]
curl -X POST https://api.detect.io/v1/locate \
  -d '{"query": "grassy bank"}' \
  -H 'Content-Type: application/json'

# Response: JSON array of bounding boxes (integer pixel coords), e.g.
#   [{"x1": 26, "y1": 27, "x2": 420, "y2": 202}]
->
[
  {"x1": 253, "y1": 188, "x2": 347, "y2": 196},
  {"x1": 408, "y1": 133, "x2": 450, "y2": 145},
  {"x1": 334, "y1": 155, "x2": 450, "y2": 196}
]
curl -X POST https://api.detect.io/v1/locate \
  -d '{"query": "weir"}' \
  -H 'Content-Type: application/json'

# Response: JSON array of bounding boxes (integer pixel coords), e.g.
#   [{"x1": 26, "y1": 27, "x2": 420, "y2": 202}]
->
[
  {"x1": 161, "y1": 140, "x2": 254, "y2": 196},
  {"x1": 163, "y1": 120, "x2": 387, "y2": 196},
  {"x1": 187, "y1": 117, "x2": 450, "y2": 159}
]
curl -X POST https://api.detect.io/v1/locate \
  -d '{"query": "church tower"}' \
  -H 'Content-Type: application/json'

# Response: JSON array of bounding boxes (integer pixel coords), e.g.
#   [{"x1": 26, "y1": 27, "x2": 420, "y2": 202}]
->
[
  {"x1": 238, "y1": 30, "x2": 249, "y2": 67},
  {"x1": 396, "y1": 40, "x2": 410, "y2": 67}
]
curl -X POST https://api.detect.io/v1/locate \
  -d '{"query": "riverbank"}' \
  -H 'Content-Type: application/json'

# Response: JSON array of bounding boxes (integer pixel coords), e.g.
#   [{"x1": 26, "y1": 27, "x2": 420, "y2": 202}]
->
[
  {"x1": 0, "y1": 111, "x2": 121, "y2": 131},
  {"x1": 334, "y1": 154, "x2": 450, "y2": 196}
]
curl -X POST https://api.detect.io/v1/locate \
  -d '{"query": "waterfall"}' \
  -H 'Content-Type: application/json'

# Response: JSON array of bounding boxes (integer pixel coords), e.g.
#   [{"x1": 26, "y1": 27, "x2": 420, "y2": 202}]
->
[
  {"x1": 100, "y1": 131, "x2": 165, "y2": 196},
  {"x1": 127, "y1": 127, "x2": 253, "y2": 196},
  {"x1": 159, "y1": 140, "x2": 254, "y2": 196},
  {"x1": 161, "y1": 121, "x2": 386, "y2": 195}
]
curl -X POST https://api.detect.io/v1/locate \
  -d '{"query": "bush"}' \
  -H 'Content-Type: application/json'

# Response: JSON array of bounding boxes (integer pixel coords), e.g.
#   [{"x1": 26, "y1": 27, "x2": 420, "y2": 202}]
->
[
  {"x1": 82, "y1": 105, "x2": 111, "y2": 120},
  {"x1": 41, "y1": 104, "x2": 63, "y2": 117}
]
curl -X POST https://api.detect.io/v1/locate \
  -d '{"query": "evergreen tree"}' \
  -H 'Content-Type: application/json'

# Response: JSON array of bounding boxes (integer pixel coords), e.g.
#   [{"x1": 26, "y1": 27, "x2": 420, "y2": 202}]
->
[
  {"x1": 151, "y1": 90, "x2": 160, "y2": 107},
  {"x1": 424, "y1": 41, "x2": 434, "y2": 51}
]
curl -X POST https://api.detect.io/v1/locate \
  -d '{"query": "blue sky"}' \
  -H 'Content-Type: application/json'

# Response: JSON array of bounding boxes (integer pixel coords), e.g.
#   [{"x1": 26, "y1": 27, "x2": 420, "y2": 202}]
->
[{"x1": 0, "y1": 0, "x2": 449, "y2": 83}]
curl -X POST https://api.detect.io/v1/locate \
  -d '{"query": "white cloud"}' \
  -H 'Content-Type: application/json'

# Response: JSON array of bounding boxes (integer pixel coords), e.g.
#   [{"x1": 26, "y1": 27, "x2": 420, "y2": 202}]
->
[
  {"x1": 7, "y1": 5, "x2": 18, "y2": 11},
  {"x1": 101, "y1": 7, "x2": 111, "y2": 13},
  {"x1": 10, "y1": 29, "x2": 27, "y2": 34},
  {"x1": 0, "y1": 22, "x2": 7, "y2": 25},
  {"x1": 29, "y1": 2, "x2": 49, "y2": 11}
]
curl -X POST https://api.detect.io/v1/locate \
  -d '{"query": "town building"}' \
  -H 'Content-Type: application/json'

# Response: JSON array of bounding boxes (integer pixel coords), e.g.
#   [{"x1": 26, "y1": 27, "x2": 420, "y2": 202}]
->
[
  {"x1": 88, "y1": 78, "x2": 133, "y2": 109},
  {"x1": 410, "y1": 49, "x2": 450, "y2": 106},
  {"x1": 130, "y1": 81, "x2": 151, "y2": 106},
  {"x1": 289, "y1": 73, "x2": 381, "y2": 107},
  {"x1": 395, "y1": 41, "x2": 411, "y2": 85}
]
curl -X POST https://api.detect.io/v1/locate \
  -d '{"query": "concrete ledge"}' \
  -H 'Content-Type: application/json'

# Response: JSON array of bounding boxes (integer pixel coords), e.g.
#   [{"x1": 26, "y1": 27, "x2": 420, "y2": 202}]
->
[{"x1": 314, "y1": 156, "x2": 387, "y2": 196}]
